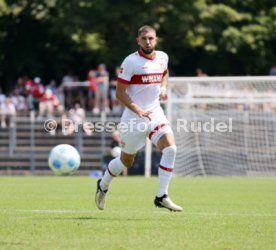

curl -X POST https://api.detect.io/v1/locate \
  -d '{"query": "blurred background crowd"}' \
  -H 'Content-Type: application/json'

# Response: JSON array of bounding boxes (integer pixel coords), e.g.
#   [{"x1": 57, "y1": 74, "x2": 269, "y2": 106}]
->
[
  {"x1": 1, "y1": 0, "x2": 276, "y2": 128},
  {"x1": 0, "y1": 63, "x2": 125, "y2": 128}
]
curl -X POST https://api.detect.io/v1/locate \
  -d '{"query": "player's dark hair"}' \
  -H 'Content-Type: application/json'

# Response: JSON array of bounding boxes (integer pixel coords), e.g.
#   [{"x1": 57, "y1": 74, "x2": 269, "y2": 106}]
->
[{"x1": 137, "y1": 25, "x2": 156, "y2": 37}]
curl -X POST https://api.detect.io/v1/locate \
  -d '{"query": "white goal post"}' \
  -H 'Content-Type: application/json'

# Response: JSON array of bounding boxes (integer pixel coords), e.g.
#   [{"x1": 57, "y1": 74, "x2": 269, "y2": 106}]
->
[{"x1": 155, "y1": 76, "x2": 276, "y2": 176}]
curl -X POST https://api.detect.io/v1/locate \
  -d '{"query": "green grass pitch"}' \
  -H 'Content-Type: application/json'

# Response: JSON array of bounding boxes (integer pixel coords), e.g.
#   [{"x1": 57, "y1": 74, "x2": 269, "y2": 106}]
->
[{"x1": 0, "y1": 176, "x2": 275, "y2": 250}]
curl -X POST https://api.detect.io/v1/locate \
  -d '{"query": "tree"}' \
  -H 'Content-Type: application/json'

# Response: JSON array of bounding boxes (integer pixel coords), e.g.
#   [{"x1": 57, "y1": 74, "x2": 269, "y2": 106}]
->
[{"x1": 0, "y1": 0, "x2": 276, "y2": 93}]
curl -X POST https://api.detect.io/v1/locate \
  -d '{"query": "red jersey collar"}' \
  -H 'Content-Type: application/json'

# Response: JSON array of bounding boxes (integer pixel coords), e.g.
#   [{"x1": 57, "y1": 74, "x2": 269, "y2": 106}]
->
[{"x1": 138, "y1": 49, "x2": 156, "y2": 60}]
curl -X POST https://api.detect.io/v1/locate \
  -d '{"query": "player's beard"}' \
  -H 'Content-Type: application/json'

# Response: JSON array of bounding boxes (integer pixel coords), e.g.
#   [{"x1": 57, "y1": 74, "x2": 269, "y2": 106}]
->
[{"x1": 141, "y1": 47, "x2": 154, "y2": 55}]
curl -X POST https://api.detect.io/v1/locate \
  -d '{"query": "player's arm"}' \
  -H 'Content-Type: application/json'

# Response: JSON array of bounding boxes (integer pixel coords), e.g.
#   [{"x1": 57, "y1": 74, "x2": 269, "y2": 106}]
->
[
  {"x1": 116, "y1": 82, "x2": 152, "y2": 120},
  {"x1": 116, "y1": 57, "x2": 152, "y2": 120},
  {"x1": 159, "y1": 69, "x2": 168, "y2": 101}
]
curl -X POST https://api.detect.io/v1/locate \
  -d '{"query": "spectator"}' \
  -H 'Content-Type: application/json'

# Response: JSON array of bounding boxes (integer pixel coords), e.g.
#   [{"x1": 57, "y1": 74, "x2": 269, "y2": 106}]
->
[
  {"x1": 32, "y1": 77, "x2": 45, "y2": 111},
  {"x1": 22, "y1": 75, "x2": 35, "y2": 110},
  {"x1": 46, "y1": 80, "x2": 58, "y2": 95},
  {"x1": 64, "y1": 103, "x2": 92, "y2": 136},
  {"x1": 93, "y1": 64, "x2": 110, "y2": 114},
  {"x1": 196, "y1": 68, "x2": 208, "y2": 77},
  {"x1": 11, "y1": 90, "x2": 27, "y2": 112},
  {"x1": 14, "y1": 77, "x2": 26, "y2": 96},
  {"x1": 45, "y1": 79, "x2": 65, "y2": 109},
  {"x1": 269, "y1": 65, "x2": 276, "y2": 76},
  {"x1": 87, "y1": 69, "x2": 97, "y2": 111},
  {"x1": 0, "y1": 88, "x2": 5, "y2": 105},
  {"x1": 37, "y1": 89, "x2": 60, "y2": 120},
  {"x1": 109, "y1": 66, "x2": 123, "y2": 113},
  {"x1": 62, "y1": 70, "x2": 76, "y2": 108},
  {"x1": 0, "y1": 96, "x2": 16, "y2": 128}
]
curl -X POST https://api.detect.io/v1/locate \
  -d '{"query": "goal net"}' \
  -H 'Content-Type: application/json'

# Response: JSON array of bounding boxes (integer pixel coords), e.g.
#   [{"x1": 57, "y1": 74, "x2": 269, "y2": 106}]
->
[{"x1": 167, "y1": 76, "x2": 276, "y2": 176}]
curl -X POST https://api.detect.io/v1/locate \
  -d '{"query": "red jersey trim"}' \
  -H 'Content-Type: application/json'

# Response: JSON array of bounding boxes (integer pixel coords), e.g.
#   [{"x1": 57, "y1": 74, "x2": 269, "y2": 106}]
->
[
  {"x1": 148, "y1": 123, "x2": 169, "y2": 140},
  {"x1": 107, "y1": 166, "x2": 116, "y2": 177},
  {"x1": 130, "y1": 73, "x2": 163, "y2": 84},
  {"x1": 117, "y1": 77, "x2": 129, "y2": 85},
  {"x1": 160, "y1": 165, "x2": 173, "y2": 172},
  {"x1": 138, "y1": 50, "x2": 156, "y2": 60}
]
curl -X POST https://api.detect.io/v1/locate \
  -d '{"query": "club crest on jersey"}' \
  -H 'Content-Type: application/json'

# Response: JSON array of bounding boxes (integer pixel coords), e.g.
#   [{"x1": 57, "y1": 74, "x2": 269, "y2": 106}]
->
[
  {"x1": 141, "y1": 74, "x2": 163, "y2": 83},
  {"x1": 159, "y1": 63, "x2": 166, "y2": 71}
]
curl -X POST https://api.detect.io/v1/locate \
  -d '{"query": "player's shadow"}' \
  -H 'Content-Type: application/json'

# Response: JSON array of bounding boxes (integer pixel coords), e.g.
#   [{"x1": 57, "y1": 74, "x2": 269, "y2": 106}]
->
[
  {"x1": 36, "y1": 216, "x2": 160, "y2": 221},
  {"x1": 0, "y1": 242, "x2": 27, "y2": 246},
  {"x1": 73, "y1": 216, "x2": 158, "y2": 221}
]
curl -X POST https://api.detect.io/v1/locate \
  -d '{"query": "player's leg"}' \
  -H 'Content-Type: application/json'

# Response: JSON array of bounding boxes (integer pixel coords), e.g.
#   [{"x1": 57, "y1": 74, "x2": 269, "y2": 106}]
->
[
  {"x1": 100, "y1": 151, "x2": 135, "y2": 190},
  {"x1": 148, "y1": 108, "x2": 176, "y2": 198},
  {"x1": 100, "y1": 126, "x2": 140, "y2": 190},
  {"x1": 95, "y1": 122, "x2": 145, "y2": 210},
  {"x1": 95, "y1": 151, "x2": 135, "y2": 210},
  {"x1": 149, "y1": 121, "x2": 182, "y2": 211},
  {"x1": 156, "y1": 132, "x2": 176, "y2": 197},
  {"x1": 154, "y1": 132, "x2": 182, "y2": 211}
]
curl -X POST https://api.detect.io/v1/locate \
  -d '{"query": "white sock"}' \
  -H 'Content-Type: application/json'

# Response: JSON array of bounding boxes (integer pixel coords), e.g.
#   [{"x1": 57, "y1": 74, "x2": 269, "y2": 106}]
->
[
  {"x1": 157, "y1": 145, "x2": 177, "y2": 197},
  {"x1": 100, "y1": 157, "x2": 125, "y2": 191}
]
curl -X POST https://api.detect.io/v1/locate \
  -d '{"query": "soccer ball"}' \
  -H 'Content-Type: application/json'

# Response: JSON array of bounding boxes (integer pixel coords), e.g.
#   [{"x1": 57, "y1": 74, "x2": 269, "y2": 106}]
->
[{"x1": 48, "y1": 144, "x2": 81, "y2": 175}]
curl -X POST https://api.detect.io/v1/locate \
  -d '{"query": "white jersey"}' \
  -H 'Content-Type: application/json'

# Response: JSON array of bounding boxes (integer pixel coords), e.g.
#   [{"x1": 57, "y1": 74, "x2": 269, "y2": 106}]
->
[{"x1": 117, "y1": 50, "x2": 168, "y2": 110}]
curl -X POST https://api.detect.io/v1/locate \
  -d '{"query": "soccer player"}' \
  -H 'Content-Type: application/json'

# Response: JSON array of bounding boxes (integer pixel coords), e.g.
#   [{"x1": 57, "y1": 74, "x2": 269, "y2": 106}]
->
[{"x1": 95, "y1": 25, "x2": 182, "y2": 212}]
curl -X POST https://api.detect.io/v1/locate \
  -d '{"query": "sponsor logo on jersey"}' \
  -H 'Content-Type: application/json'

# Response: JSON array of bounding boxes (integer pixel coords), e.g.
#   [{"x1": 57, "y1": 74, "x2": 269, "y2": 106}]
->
[{"x1": 141, "y1": 74, "x2": 163, "y2": 83}]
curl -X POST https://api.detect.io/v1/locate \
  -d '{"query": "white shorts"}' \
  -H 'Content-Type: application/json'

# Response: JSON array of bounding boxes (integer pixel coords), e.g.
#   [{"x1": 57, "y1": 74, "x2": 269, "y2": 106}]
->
[{"x1": 119, "y1": 105, "x2": 173, "y2": 154}]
